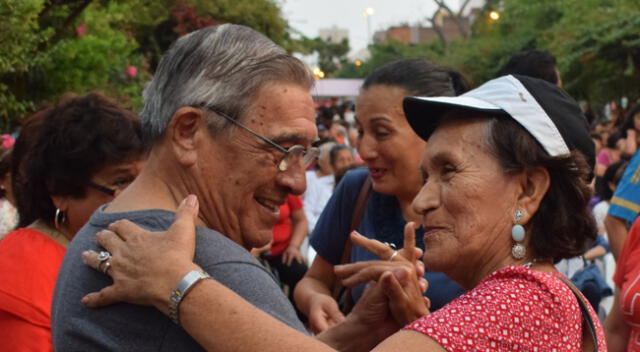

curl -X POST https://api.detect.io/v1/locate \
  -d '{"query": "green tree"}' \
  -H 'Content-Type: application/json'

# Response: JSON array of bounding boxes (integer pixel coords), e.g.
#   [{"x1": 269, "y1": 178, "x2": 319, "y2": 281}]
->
[
  {"x1": 298, "y1": 37, "x2": 350, "y2": 77},
  {"x1": 0, "y1": 0, "x2": 301, "y2": 131},
  {"x1": 337, "y1": 0, "x2": 640, "y2": 107}
]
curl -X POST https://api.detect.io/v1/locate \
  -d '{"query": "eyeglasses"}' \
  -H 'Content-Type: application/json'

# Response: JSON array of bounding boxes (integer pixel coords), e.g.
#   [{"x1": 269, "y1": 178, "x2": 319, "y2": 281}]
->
[
  {"x1": 203, "y1": 106, "x2": 320, "y2": 172},
  {"x1": 87, "y1": 182, "x2": 117, "y2": 197}
]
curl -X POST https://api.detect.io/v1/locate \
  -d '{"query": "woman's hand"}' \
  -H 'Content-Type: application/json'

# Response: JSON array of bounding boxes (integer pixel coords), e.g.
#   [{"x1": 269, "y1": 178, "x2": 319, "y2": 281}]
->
[
  {"x1": 334, "y1": 222, "x2": 425, "y2": 289},
  {"x1": 335, "y1": 222, "x2": 430, "y2": 325},
  {"x1": 282, "y1": 245, "x2": 307, "y2": 266},
  {"x1": 307, "y1": 293, "x2": 346, "y2": 333},
  {"x1": 80, "y1": 195, "x2": 201, "y2": 314}
]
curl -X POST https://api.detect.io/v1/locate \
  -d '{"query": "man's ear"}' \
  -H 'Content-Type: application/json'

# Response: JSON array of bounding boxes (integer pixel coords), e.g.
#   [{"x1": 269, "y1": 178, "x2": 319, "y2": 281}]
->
[
  {"x1": 517, "y1": 166, "x2": 550, "y2": 224},
  {"x1": 166, "y1": 107, "x2": 206, "y2": 166}
]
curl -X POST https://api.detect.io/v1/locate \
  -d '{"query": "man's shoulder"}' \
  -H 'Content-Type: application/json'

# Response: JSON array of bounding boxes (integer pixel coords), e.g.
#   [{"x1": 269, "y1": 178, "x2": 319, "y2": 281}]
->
[{"x1": 193, "y1": 226, "x2": 262, "y2": 267}]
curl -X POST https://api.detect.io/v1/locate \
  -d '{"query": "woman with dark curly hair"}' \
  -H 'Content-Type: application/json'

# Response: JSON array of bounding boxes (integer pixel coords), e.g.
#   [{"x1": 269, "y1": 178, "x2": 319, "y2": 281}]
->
[{"x1": 0, "y1": 93, "x2": 146, "y2": 351}]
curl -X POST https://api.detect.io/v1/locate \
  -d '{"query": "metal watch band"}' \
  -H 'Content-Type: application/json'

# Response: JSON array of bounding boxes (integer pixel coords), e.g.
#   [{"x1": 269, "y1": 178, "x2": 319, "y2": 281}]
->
[{"x1": 168, "y1": 270, "x2": 211, "y2": 325}]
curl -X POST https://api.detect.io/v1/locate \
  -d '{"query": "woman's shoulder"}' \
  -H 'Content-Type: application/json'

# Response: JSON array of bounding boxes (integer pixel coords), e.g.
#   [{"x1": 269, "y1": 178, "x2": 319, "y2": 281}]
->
[
  {"x1": 341, "y1": 167, "x2": 369, "y2": 185},
  {"x1": 481, "y1": 265, "x2": 576, "y2": 302},
  {"x1": 0, "y1": 228, "x2": 66, "y2": 269},
  {"x1": 0, "y1": 228, "x2": 65, "y2": 252},
  {"x1": 405, "y1": 265, "x2": 587, "y2": 351},
  {"x1": 0, "y1": 228, "x2": 66, "y2": 311}
]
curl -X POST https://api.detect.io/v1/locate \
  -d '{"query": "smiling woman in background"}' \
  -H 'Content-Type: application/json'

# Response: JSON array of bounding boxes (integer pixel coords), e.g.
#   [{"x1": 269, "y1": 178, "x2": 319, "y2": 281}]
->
[
  {"x1": 0, "y1": 93, "x2": 146, "y2": 351},
  {"x1": 294, "y1": 59, "x2": 468, "y2": 333}
]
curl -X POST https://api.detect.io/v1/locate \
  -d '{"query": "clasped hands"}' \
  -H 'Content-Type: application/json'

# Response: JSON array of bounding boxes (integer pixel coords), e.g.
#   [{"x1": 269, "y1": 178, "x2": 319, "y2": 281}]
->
[{"x1": 337, "y1": 223, "x2": 430, "y2": 330}]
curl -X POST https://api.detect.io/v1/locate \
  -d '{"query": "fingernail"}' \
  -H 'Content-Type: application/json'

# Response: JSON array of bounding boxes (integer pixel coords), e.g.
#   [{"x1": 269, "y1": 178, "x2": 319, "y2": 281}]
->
[
  {"x1": 185, "y1": 194, "x2": 197, "y2": 207},
  {"x1": 351, "y1": 231, "x2": 363, "y2": 237},
  {"x1": 81, "y1": 296, "x2": 88, "y2": 304},
  {"x1": 81, "y1": 251, "x2": 89, "y2": 263}
]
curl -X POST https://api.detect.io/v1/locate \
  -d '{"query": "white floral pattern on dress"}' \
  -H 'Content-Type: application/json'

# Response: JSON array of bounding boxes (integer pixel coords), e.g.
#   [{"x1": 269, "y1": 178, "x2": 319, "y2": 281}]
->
[{"x1": 406, "y1": 265, "x2": 607, "y2": 351}]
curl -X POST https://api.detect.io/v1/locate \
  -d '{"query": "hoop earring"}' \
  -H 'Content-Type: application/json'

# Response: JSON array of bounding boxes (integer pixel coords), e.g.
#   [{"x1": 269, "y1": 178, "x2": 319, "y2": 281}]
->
[
  {"x1": 511, "y1": 209, "x2": 526, "y2": 259},
  {"x1": 54, "y1": 208, "x2": 65, "y2": 232}
]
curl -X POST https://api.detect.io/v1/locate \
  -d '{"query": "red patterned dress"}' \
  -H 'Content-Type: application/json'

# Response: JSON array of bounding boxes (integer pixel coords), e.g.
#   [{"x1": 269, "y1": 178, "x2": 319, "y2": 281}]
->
[{"x1": 405, "y1": 265, "x2": 606, "y2": 351}]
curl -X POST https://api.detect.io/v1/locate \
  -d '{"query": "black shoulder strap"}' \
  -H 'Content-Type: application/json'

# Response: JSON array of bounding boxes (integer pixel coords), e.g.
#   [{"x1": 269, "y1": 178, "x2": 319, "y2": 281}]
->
[
  {"x1": 331, "y1": 176, "x2": 372, "y2": 310},
  {"x1": 557, "y1": 275, "x2": 598, "y2": 351}
]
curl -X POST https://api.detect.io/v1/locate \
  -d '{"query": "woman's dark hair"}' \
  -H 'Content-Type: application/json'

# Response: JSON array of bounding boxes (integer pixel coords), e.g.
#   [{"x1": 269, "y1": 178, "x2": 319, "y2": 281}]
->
[
  {"x1": 362, "y1": 58, "x2": 470, "y2": 97},
  {"x1": 15, "y1": 93, "x2": 146, "y2": 228},
  {"x1": 498, "y1": 50, "x2": 559, "y2": 86},
  {"x1": 484, "y1": 116, "x2": 597, "y2": 261},
  {"x1": 621, "y1": 103, "x2": 640, "y2": 135}
]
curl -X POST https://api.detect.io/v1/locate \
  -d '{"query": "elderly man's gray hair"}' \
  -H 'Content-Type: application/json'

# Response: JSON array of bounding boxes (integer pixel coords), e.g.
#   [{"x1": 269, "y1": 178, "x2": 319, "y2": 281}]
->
[{"x1": 140, "y1": 24, "x2": 314, "y2": 142}]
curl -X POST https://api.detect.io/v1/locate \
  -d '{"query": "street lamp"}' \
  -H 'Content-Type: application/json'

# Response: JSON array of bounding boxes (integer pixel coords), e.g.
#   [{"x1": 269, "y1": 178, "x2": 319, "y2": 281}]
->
[
  {"x1": 312, "y1": 67, "x2": 325, "y2": 79},
  {"x1": 488, "y1": 10, "x2": 500, "y2": 21},
  {"x1": 363, "y1": 7, "x2": 375, "y2": 45}
]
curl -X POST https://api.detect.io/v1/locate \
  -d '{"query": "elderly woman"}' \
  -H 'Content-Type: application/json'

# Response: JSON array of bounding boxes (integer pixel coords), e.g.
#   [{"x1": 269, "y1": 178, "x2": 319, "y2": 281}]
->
[
  {"x1": 0, "y1": 93, "x2": 145, "y2": 351},
  {"x1": 82, "y1": 75, "x2": 606, "y2": 351}
]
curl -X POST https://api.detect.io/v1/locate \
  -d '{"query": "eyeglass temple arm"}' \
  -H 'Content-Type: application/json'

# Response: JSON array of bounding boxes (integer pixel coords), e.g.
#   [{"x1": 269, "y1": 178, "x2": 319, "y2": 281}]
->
[{"x1": 207, "y1": 107, "x2": 288, "y2": 153}]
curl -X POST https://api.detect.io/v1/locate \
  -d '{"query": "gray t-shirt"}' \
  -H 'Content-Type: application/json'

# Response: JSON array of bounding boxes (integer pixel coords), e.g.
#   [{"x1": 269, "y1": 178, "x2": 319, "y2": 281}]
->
[{"x1": 52, "y1": 207, "x2": 306, "y2": 351}]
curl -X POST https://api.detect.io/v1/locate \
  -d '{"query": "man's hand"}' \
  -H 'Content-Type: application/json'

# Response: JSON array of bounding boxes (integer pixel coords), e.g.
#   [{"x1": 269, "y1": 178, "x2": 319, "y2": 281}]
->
[{"x1": 81, "y1": 195, "x2": 201, "y2": 313}]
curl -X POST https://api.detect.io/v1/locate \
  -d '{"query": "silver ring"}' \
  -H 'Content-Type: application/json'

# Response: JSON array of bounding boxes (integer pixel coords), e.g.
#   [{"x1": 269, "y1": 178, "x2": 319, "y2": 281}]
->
[
  {"x1": 383, "y1": 242, "x2": 397, "y2": 250},
  {"x1": 101, "y1": 261, "x2": 112, "y2": 274},
  {"x1": 388, "y1": 250, "x2": 399, "y2": 261},
  {"x1": 97, "y1": 251, "x2": 112, "y2": 271}
]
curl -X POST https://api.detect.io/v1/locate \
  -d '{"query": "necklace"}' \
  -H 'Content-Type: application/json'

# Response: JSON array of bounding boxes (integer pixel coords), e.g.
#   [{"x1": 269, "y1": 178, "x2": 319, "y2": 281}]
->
[{"x1": 523, "y1": 257, "x2": 553, "y2": 269}]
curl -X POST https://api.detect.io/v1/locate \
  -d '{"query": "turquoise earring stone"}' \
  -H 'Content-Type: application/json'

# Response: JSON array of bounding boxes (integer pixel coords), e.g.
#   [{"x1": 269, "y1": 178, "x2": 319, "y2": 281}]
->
[{"x1": 512, "y1": 224, "x2": 525, "y2": 242}]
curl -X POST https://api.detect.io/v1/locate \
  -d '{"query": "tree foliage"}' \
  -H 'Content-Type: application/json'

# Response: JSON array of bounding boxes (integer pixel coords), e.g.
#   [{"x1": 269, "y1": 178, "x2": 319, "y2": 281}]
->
[
  {"x1": 0, "y1": 0, "x2": 298, "y2": 132},
  {"x1": 298, "y1": 37, "x2": 350, "y2": 77},
  {"x1": 337, "y1": 0, "x2": 640, "y2": 107}
]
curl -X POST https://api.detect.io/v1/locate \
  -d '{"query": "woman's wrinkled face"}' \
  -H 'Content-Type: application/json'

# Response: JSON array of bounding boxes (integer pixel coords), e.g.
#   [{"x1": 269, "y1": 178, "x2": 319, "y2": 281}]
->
[
  {"x1": 355, "y1": 85, "x2": 426, "y2": 197},
  {"x1": 412, "y1": 116, "x2": 520, "y2": 284}
]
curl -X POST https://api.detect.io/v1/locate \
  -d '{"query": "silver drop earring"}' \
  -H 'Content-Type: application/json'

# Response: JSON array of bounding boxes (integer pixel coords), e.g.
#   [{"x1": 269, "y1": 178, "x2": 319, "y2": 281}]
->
[{"x1": 511, "y1": 209, "x2": 526, "y2": 259}]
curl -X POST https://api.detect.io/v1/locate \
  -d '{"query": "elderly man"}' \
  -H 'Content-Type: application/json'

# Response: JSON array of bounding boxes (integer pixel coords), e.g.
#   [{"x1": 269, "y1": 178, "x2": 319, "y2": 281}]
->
[
  {"x1": 52, "y1": 24, "x2": 424, "y2": 351},
  {"x1": 51, "y1": 24, "x2": 319, "y2": 350}
]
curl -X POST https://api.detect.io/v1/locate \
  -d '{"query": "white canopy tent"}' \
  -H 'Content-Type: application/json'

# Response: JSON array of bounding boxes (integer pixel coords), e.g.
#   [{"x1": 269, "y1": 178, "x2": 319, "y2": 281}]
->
[{"x1": 311, "y1": 78, "x2": 363, "y2": 98}]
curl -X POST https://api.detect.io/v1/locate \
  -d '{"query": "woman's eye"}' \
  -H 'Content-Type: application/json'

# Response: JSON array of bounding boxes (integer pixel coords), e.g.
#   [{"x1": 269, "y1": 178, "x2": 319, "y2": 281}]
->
[
  {"x1": 374, "y1": 129, "x2": 391, "y2": 138},
  {"x1": 112, "y1": 177, "x2": 133, "y2": 188}
]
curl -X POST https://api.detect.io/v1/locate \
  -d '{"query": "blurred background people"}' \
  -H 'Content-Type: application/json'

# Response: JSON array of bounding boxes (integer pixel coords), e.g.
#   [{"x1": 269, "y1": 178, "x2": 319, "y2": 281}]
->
[
  {"x1": 0, "y1": 93, "x2": 146, "y2": 351},
  {"x1": 254, "y1": 194, "x2": 309, "y2": 318},
  {"x1": 303, "y1": 140, "x2": 338, "y2": 233},
  {"x1": 620, "y1": 104, "x2": 640, "y2": 158},
  {"x1": 329, "y1": 144, "x2": 356, "y2": 182},
  {"x1": 0, "y1": 137, "x2": 17, "y2": 238}
]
